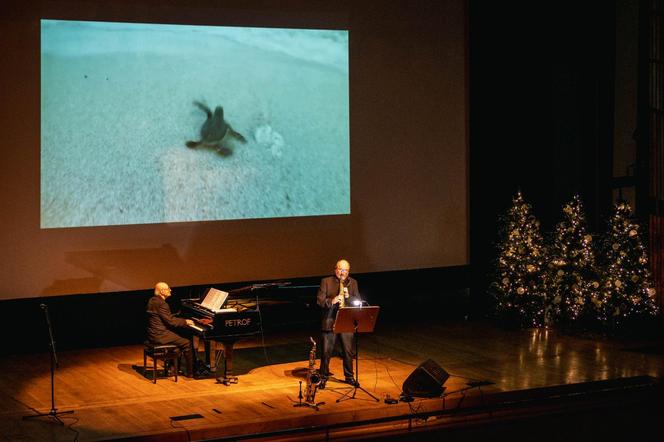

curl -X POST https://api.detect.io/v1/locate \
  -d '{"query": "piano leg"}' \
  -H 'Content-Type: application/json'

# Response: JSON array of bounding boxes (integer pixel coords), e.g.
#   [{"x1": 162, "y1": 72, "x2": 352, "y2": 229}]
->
[
  {"x1": 216, "y1": 340, "x2": 239, "y2": 386},
  {"x1": 203, "y1": 339, "x2": 211, "y2": 369}
]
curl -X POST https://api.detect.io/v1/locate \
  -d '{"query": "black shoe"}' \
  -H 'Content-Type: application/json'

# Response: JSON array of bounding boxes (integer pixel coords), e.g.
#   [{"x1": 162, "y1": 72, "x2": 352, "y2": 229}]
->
[
  {"x1": 196, "y1": 368, "x2": 212, "y2": 378},
  {"x1": 344, "y1": 378, "x2": 359, "y2": 387},
  {"x1": 180, "y1": 367, "x2": 196, "y2": 378}
]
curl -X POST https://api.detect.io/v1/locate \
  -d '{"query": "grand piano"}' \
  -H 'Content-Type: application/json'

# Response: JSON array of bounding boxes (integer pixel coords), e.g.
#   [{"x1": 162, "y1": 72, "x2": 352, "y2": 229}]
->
[{"x1": 180, "y1": 283, "x2": 289, "y2": 385}]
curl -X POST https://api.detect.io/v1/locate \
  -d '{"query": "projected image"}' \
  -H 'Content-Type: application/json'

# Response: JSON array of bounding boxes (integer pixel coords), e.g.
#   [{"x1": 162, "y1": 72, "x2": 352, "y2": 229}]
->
[{"x1": 40, "y1": 20, "x2": 349, "y2": 228}]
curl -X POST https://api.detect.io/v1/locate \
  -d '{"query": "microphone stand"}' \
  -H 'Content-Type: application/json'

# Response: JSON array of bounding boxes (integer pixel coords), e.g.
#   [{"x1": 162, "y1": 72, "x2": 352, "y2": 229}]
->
[{"x1": 23, "y1": 304, "x2": 74, "y2": 425}]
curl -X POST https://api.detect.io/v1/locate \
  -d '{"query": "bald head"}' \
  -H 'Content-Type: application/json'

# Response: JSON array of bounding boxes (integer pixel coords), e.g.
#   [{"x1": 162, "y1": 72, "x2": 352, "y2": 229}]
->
[
  {"x1": 154, "y1": 282, "x2": 171, "y2": 298},
  {"x1": 334, "y1": 259, "x2": 350, "y2": 281}
]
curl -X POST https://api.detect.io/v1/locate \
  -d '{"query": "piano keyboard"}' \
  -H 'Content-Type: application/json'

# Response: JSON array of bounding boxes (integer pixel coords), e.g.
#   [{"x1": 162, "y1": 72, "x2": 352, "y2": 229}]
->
[
  {"x1": 189, "y1": 323, "x2": 204, "y2": 332},
  {"x1": 212, "y1": 308, "x2": 237, "y2": 313}
]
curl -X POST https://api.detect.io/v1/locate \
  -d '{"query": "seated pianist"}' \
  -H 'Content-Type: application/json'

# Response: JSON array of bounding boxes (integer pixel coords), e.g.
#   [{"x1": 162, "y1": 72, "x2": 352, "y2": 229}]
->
[{"x1": 146, "y1": 281, "x2": 210, "y2": 378}]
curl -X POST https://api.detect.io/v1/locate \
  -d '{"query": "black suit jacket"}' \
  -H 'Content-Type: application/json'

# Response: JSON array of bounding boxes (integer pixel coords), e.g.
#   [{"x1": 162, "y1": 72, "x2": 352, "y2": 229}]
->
[
  {"x1": 146, "y1": 295, "x2": 187, "y2": 342},
  {"x1": 316, "y1": 276, "x2": 360, "y2": 331}
]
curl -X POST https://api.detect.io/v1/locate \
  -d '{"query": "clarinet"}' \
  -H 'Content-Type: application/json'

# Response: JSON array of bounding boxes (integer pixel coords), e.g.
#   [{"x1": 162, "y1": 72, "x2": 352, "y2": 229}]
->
[{"x1": 304, "y1": 337, "x2": 321, "y2": 403}]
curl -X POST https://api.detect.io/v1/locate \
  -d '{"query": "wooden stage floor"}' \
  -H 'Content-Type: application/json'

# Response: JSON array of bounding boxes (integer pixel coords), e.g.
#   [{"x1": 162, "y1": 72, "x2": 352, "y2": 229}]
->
[{"x1": 1, "y1": 319, "x2": 664, "y2": 441}]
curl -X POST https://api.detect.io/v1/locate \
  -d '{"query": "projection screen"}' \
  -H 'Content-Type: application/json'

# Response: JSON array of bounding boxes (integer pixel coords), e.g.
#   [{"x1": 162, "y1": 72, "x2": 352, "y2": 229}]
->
[{"x1": 0, "y1": 0, "x2": 468, "y2": 300}]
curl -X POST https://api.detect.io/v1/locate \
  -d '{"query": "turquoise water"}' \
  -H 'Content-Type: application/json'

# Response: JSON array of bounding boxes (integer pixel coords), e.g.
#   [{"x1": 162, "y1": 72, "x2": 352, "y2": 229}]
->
[{"x1": 40, "y1": 20, "x2": 349, "y2": 228}]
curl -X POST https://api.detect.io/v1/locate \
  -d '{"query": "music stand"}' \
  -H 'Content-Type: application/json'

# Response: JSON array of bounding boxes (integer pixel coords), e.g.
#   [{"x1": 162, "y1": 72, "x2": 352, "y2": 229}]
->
[{"x1": 333, "y1": 306, "x2": 380, "y2": 402}]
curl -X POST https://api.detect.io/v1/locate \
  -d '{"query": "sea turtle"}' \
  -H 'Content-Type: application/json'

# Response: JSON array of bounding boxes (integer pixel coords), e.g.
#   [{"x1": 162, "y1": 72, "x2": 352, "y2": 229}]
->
[{"x1": 186, "y1": 101, "x2": 246, "y2": 153}]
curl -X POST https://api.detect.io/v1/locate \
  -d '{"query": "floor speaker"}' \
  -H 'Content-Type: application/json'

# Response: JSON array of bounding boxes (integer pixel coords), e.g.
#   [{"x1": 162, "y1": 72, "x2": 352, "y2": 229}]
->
[{"x1": 402, "y1": 359, "x2": 449, "y2": 398}]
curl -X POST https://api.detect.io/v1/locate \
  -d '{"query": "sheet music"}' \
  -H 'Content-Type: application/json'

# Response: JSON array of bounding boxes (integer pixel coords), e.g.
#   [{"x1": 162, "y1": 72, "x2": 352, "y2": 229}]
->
[{"x1": 200, "y1": 288, "x2": 229, "y2": 312}]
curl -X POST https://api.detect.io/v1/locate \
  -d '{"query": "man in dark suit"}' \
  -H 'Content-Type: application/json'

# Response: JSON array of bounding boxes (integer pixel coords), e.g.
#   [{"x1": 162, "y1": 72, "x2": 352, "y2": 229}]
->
[
  {"x1": 316, "y1": 259, "x2": 361, "y2": 387},
  {"x1": 146, "y1": 282, "x2": 196, "y2": 377}
]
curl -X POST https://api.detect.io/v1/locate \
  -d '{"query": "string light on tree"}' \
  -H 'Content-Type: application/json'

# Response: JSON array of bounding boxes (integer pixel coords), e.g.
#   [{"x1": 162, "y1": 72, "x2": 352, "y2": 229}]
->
[
  {"x1": 548, "y1": 195, "x2": 601, "y2": 327},
  {"x1": 600, "y1": 202, "x2": 658, "y2": 328},
  {"x1": 492, "y1": 191, "x2": 548, "y2": 327}
]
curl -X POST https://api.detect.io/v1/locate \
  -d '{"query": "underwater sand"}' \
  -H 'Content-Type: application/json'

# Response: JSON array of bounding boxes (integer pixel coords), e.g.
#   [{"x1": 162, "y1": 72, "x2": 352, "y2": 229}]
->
[{"x1": 41, "y1": 30, "x2": 349, "y2": 228}]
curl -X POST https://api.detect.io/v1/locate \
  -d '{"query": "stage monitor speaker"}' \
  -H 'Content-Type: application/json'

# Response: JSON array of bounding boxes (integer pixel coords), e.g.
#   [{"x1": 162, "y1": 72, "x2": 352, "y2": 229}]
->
[{"x1": 402, "y1": 359, "x2": 449, "y2": 398}]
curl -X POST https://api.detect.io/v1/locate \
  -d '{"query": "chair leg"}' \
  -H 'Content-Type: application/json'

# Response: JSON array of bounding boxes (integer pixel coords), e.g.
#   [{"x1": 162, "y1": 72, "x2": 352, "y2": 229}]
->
[
  {"x1": 153, "y1": 356, "x2": 157, "y2": 384},
  {"x1": 174, "y1": 356, "x2": 178, "y2": 382}
]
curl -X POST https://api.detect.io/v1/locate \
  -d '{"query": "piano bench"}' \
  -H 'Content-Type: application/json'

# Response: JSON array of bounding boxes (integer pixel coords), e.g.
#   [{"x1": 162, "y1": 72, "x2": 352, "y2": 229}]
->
[{"x1": 143, "y1": 342, "x2": 181, "y2": 384}]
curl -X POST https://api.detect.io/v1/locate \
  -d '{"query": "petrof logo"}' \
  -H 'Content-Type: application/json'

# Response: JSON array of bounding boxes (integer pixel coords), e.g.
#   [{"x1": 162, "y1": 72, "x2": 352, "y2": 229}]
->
[{"x1": 225, "y1": 318, "x2": 252, "y2": 327}]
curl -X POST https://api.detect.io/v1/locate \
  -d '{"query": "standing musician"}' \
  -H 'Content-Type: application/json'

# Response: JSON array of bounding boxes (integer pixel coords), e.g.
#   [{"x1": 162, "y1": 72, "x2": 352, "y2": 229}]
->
[{"x1": 316, "y1": 259, "x2": 361, "y2": 387}]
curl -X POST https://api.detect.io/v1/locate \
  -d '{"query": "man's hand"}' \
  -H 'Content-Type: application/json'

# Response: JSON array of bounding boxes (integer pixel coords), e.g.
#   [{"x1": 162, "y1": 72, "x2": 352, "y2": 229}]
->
[
  {"x1": 332, "y1": 295, "x2": 342, "y2": 305},
  {"x1": 186, "y1": 319, "x2": 195, "y2": 327}
]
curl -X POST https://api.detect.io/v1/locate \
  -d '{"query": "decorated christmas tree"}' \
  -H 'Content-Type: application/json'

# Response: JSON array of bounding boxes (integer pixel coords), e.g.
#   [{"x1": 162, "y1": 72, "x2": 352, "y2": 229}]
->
[
  {"x1": 600, "y1": 202, "x2": 658, "y2": 329},
  {"x1": 547, "y1": 195, "x2": 602, "y2": 327},
  {"x1": 492, "y1": 191, "x2": 548, "y2": 327}
]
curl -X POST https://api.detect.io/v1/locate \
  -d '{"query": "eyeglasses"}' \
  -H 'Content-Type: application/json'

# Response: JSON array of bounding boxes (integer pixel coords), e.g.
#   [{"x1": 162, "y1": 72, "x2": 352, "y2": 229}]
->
[{"x1": 336, "y1": 268, "x2": 349, "y2": 273}]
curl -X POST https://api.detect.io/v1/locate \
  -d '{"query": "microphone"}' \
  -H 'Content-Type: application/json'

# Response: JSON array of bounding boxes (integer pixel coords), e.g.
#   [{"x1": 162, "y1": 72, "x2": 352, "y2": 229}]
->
[{"x1": 40, "y1": 303, "x2": 47, "y2": 310}]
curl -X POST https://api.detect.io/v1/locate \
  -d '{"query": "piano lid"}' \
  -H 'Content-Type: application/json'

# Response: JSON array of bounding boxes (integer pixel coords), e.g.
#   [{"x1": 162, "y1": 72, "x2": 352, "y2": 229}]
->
[{"x1": 229, "y1": 281, "x2": 292, "y2": 295}]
